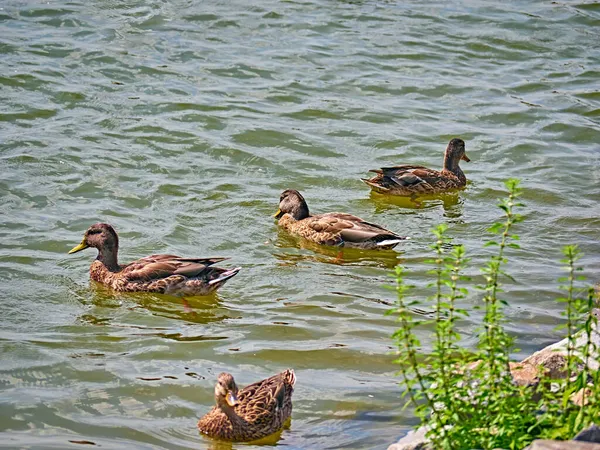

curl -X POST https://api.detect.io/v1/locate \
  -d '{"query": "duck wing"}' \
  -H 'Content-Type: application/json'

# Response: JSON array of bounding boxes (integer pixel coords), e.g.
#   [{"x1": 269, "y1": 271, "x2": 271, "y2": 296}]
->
[
  {"x1": 121, "y1": 255, "x2": 229, "y2": 281},
  {"x1": 235, "y1": 370, "x2": 295, "y2": 422},
  {"x1": 310, "y1": 213, "x2": 401, "y2": 244},
  {"x1": 307, "y1": 213, "x2": 356, "y2": 234},
  {"x1": 374, "y1": 165, "x2": 443, "y2": 187}
]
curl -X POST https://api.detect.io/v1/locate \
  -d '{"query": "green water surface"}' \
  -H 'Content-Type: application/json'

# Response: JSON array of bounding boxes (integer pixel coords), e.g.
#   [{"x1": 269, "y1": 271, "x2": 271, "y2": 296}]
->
[{"x1": 1, "y1": 0, "x2": 600, "y2": 449}]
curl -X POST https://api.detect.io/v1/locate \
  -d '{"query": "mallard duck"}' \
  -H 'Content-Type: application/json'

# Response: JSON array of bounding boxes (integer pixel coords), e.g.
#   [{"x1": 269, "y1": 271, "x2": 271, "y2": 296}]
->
[
  {"x1": 274, "y1": 189, "x2": 407, "y2": 249},
  {"x1": 362, "y1": 138, "x2": 471, "y2": 196},
  {"x1": 197, "y1": 370, "x2": 296, "y2": 442},
  {"x1": 68, "y1": 223, "x2": 240, "y2": 295}
]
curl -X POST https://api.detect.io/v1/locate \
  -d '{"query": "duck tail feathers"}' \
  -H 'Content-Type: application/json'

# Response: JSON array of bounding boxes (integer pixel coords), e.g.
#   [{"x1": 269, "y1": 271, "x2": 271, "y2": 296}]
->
[
  {"x1": 376, "y1": 237, "x2": 409, "y2": 248},
  {"x1": 361, "y1": 178, "x2": 390, "y2": 193},
  {"x1": 208, "y1": 267, "x2": 241, "y2": 285},
  {"x1": 284, "y1": 369, "x2": 296, "y2": 386}
]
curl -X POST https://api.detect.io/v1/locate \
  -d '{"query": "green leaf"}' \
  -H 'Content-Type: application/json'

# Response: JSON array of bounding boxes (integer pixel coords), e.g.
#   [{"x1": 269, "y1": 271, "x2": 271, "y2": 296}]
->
[
  {"x1": 499, "y1": 271, "x2": 516, "y2": 282},
  {"x1": 488, "y1": 223, "x2": 504, "y2": 233}
]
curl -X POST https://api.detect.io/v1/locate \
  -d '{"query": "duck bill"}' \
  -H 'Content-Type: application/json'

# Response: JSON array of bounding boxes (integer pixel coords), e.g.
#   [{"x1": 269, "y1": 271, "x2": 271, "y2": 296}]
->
[
  {"x1": 461, "y1": 153, "x2": 471, "y2": 162},
  {"x1": 226, "y1": 391, "x2": 238, "y2": 407},
  {"x1": 68, "y1": 240, "x2": 89, "y2": 254},
  {"x1": 273, "y1": 209, "x2": 284, "y2": 219}
]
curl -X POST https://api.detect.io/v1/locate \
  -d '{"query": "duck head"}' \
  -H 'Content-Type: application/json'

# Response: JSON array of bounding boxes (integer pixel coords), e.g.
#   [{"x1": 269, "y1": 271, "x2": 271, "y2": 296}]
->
[
  {"x1": 215, "y1": 372, "x2": 239, "y2": 408},
  {"x1": 68, "y1": 223, "x2": 119, "y2": 255},
  {"x1": 444, "y1": 138, "x2": 470, "y2": 171},
  {"x1": 273, "y1": 189, "x2": 310, "y2": 221}
]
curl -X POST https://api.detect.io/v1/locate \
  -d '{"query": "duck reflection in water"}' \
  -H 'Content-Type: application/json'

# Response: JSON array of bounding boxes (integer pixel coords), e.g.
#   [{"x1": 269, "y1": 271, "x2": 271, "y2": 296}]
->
[
  {"x1": 202, "y1": 428, "x2": 288, "y2": 450},
  {"x1": 368, "y1": 190, "x2": 464, "y2": 219},
  {"x1": 79, "y1": 283, "x2": 231, "y2": 326},
  {"x1": 272, "y1": 229, "x2": 401, "y2": 270}
]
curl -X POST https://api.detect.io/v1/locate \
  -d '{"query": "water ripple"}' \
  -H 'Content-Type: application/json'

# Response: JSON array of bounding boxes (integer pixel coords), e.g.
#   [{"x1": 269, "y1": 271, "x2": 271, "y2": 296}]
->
[{"x1": 1, "y1": 0, "x2": 600, "y2": 448}]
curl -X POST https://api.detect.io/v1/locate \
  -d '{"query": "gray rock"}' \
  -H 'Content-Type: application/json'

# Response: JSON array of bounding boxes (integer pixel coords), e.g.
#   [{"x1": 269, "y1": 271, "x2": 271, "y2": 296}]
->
[
  {"x1": 521, "y1": 310, "x2": 600, "y2": 373},
  {"x1": 524, "y1": 440, "x2": 600, "y2": 449},
  {"x1": 387, "y1": 426, "x2": 432, "y2": 450},
  {"x1": 575, "y1": 424, "x2": 600, "y2": 443}
]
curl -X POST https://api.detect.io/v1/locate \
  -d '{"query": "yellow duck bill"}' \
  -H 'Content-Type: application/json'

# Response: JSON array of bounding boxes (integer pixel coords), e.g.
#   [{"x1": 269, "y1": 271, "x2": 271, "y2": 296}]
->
[
  {"x1": 68, "y1": 240, "x2": 89, "y2": 254},
  {"x1": 226, "y1": 391, "x2": 238, "y2": 407}
]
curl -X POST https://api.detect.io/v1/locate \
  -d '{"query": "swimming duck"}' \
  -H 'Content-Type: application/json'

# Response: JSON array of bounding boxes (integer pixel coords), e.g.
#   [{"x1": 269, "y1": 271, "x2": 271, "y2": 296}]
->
[
  {"x1": 197, "y1": 370, "x2": 296, "y2": 442},
  {"x1": 68, "y1": 223, "x2": 240, "y2": 295},
  {"x1": 362, "y1": 138, "x2": 470, "y2": 196},
  {"x1": 274, "y1": 190, "x2": 407, "y2": 249}
]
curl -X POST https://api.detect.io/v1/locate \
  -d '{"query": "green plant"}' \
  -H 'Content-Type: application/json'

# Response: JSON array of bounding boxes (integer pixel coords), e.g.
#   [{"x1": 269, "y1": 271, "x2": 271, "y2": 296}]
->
[
  {"x1": 537, "y1": 246, "x2": 600, "y2": 440},
  {"x1": 390, "y1": 179, "x2": 599, "y2": 449}
]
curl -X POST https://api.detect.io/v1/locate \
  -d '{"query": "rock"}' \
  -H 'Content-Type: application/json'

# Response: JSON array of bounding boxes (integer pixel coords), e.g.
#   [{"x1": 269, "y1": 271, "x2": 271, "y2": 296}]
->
[
  {"x1": 575, "y1": 424, "x2": 600, "y2": 443},
  {"x1": 521, "y1": 351, "x2": 570, "y2": 379},
  {"x1": 524, "y1": 440, "x2": 600, "y2": 449},
  {"x1": 521, "y1": 309, "x2": 600, "y2": 373},
  {"x1": 509, "y1": 362, "x2": 540, "y2": 387},
  {"x1": 387, "y1": 426, "x2": 432, "y2": 450},
  {"x1": 570, "y1": 386, "x2": 594, "y2": 407},
  {"x1": 461, "y1": 360, "x2": 540, "y2": 387}
]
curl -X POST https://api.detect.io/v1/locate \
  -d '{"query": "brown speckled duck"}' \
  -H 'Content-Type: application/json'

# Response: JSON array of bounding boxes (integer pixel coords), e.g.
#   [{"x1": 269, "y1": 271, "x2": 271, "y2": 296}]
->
[
  {"x1": 362, "y1": 138, "x2": 471, "y2": 196},
  {"x1": 274, "y1": 189, "x2": 407, "y2": 249},
  {"x1": 68, "y1": 223, "x2": 240, "y2": 295},
  {"x1": 197, "y1": 370, "x2": 296, "y2": 442}
]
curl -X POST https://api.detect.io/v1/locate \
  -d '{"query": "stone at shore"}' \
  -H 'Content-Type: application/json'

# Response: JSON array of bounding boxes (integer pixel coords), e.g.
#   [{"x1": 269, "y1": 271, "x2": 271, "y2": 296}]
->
[
  {"x1": 575, "y1": 424, "x2": 600, "y2": 443},
  {"x1": 387, "y1": 425, "x2": 600, "y2": 450},
  {"x1": 521, "y1": 318, "x2": 599, "y2": 371},
  {"x1": 387, "y1": 426, "x2": 431, "y2": 450},
  {"x1": 515, "y1": 308, "x2": 599, "y2": 386},
  {"x1": 523, "y1": 440, "x2": 600, "y2": 450}
]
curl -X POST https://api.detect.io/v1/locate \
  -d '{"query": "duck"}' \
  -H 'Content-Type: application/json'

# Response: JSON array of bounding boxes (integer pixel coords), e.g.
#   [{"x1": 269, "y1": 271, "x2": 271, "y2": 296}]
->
[
  {"x1": 361, "y1": 138, "x2": 470, "y2": 196},
  {"x1": 68, "y1": 223, "x2": 240, "y2": 295},
  {"x1": 273, "y1": 189, "x2": 407, "y2": 250},
  {"x1": 197, "y1": 370, "x2": 296, "y2": 442}
]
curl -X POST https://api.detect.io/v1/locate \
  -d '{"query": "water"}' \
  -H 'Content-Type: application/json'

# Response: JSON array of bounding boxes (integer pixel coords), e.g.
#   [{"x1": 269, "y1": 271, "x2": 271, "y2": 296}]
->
[{"x1": 1, "y1": 0, "x2": 600, "y2": 448}]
